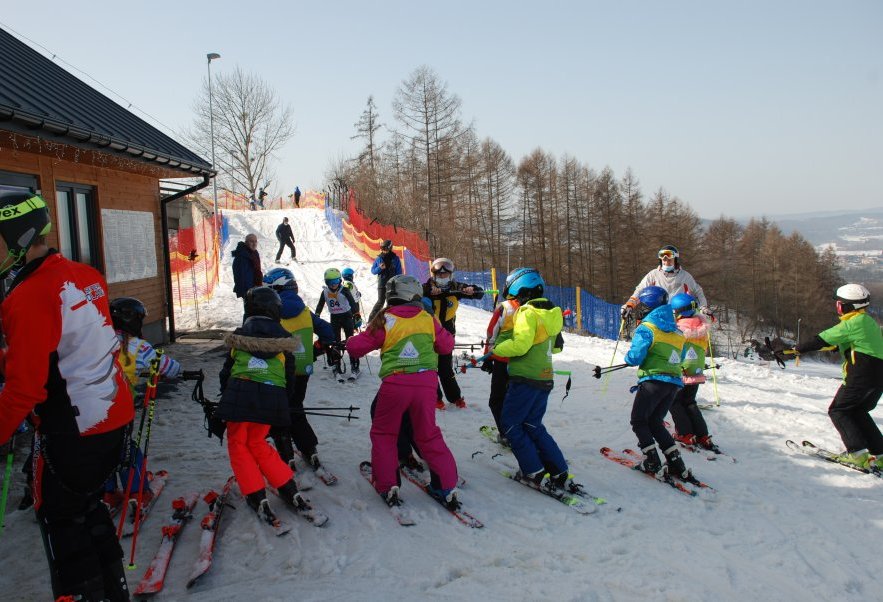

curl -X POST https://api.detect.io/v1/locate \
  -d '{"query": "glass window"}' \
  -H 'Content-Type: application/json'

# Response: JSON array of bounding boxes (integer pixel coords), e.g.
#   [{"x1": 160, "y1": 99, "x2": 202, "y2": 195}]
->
[{"x1": 55, "y1": 182, "x2": 101, "y2": 271}]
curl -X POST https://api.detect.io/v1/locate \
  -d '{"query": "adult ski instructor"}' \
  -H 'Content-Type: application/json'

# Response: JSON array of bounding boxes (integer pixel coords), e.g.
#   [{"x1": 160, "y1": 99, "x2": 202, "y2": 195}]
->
[
  {"x1": 621, "y1": 245, "x2": 709, "y2": 321},
  {"x1": 0, "y1": 191, "x2": 134, "y2": 601},
  {"x1": 367, "y1": 240, "x2": 402, "y2": 321}
]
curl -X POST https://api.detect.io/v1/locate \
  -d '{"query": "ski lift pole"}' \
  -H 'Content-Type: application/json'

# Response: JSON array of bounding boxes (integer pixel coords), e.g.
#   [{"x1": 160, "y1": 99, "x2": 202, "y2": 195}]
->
[
  {"x1": 601, "y1": 318, "x2": 627, "y2": 395},
  {"x1": 707, "y1": 331, "x2": 720, "y2": 407}
]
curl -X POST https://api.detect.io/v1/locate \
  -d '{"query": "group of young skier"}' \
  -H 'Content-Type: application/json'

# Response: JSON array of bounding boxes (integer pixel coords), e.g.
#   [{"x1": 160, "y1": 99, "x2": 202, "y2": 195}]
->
[{"x1": 1, "y1": 194, "x2": 881, "y2": 600}]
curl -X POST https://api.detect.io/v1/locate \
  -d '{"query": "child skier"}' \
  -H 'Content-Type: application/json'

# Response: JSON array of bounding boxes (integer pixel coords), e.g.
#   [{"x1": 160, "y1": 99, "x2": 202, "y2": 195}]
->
[
  {"x1": 422, "y1": 257, "x2": 485, "y2": 409},
  {"x1": 347, "y1": 275, "x2": 460, "y2": 507},
  {"x1": 315, "y1": 268, "x2": 361, "y2": 379},
  {"x1": 481, "y1": 269, "x2": 529, "y2": 442},
  {"x1": 216, "y1": 286, "x2": 305, "y2": 527},
  {"x1": 668, "y1": 292, "x2": 716, "y2": 451},
  {"x1": 791, "y1": 284, "x2": 883, "y2": 469},
  {"x1": 103, "y1": 297, "x2": 182, "y2": 509},
  {"x1": 492, "y1": 268, "x2": 580, "y2": 492},
  {"x1": 262, "y1": 268, "x2": 335, "y2": 471},
  {"x1": 341, "y1": 267, "x2": 364, "y2": 328},
  {"x1": 623, "y1": 285, "x2": 691, "y2": 479}
]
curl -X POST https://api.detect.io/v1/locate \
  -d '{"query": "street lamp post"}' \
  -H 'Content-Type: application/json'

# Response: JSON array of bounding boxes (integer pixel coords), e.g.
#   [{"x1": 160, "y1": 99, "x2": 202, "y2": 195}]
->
[
  {"x1": 206, "y1": 52, "x2": 221, "y2": 223},
  {"x1": 797, "y1": 318, "x2": 801, "y2": 343}
]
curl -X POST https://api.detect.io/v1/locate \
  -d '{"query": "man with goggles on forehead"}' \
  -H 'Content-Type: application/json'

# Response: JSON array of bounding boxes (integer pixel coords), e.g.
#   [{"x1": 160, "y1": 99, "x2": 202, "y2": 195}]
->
[
  {"x1": 422, "y1": 258, "x2": 485, "y2": 409},
  {"x1": 621, "y1": 245, "x2": 709, "y2": 321}
]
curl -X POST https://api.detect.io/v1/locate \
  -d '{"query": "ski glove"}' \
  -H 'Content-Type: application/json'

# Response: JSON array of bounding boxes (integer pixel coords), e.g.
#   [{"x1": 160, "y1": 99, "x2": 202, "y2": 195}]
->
[
  {"x1": 620, "y1": 304, "x2": 632, "y2": 319},
  {"x1": 480, "y1": 358, "x2": 495, "y2": 374}
]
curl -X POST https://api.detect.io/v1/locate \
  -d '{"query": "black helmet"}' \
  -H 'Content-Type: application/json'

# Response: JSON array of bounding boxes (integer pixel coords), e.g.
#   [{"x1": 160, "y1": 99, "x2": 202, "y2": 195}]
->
[
  {"x1": 0, "y1": 191, "x2": 52, "y2": 274},
  {"x1": 110, "y1": 297, "x2": 147, "y2": 337},
  {"x1": 380, "y1": 240, "x2": 392, "y2": 252},
  {"x1": 245, "y1": 286, "x2": 282, "y2": 320}
]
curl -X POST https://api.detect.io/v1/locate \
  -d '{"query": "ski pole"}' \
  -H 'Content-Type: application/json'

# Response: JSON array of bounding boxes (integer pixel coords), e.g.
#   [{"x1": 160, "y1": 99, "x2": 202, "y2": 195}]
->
[
  {"x1": 600, "y1": 319, "x2": 626, "y2": 395},
  {"x1": 593, "y1": 363, "x2": 630, "y2": 378},
  {"x1": 117, "y1": 350, "x2": 162, "y2": 540},
  {"x1": 706, "y1": 331, "x2": 720, "y2": 407},
  {"x1": 554, "y1": 370, "x2": 572, "y2": 403},
  {"x1": 127, "y1": 354, "x2": 161, "y2": 570},
  {"x1": 0, "y1": 433, "x2": 15, "y2": 538}
]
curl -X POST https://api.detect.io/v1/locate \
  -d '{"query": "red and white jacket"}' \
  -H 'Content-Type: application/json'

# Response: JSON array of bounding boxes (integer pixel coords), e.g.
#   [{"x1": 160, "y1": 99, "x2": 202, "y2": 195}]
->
[
  {"x1": 0, "y1": 252, "x2": 134, "y2": 443},
  {"x1": 485, "y1": 299, "x2": 520, "y2": 363}
]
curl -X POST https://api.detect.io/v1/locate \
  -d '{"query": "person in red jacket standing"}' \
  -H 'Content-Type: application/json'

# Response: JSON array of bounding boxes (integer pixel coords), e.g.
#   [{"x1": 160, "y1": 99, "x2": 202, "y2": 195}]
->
[{"x1": 0, "y1": 192, "x2": 134, "y2": 601}]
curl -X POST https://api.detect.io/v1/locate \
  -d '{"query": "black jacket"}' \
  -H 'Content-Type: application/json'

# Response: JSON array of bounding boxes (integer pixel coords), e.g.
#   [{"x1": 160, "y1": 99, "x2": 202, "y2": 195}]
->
[
  {"x1": 422, "y1": 280, "x2": 485, "y2": 335},
  {"x1": 275, "y1": 223, "x2": 294, "y2": 244},
  {"x1": 216, "y1": 316, "x2": 297, "y2": 426}
]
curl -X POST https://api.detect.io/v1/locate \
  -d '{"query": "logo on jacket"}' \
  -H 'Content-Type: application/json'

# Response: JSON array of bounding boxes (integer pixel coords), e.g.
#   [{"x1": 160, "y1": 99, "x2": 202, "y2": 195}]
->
[
  {"x1": 668, "y1": 350, "x2": 681, "y2": 364},
  {"x1": 399, "y1": 341, "x2": 420, "y2": 361},
  {"x1": 684, "y1": 348, "x2": 699, "y2": 361},
  {"x1": 84, "y1": 283, "x2": 105, "y2": 301},
  {"x1": 248, "y1": 357, "x2": 269, "y2": 371}
]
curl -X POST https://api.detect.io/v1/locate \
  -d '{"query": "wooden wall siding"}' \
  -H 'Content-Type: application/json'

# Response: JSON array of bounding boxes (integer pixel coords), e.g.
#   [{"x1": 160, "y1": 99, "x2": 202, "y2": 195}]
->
[{"x1": 0, "y1": 131, "x2": 180, "y2": 337}]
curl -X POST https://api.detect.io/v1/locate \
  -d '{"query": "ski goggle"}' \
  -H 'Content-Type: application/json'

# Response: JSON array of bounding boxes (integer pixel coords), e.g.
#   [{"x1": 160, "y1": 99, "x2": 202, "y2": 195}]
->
[
  {"x1": 658, "y1": 250, "x2": 677, "y2": 259},
  {"x1": 326, "y1": 278, "x2": 341, "y2": 287},
  {"x1": 431, "y1": 259, "x2": 454, "y2": 274}
]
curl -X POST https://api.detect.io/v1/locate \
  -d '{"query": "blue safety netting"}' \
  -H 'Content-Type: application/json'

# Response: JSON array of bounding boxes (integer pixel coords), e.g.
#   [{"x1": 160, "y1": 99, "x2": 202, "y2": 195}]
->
[
  {"x1": 324, "y1": 204, "x2": 344, "y2": 240},
  {"x1": 220, "y1": 214, "x2": 230, "y2": 248},
  {"x1": 457, "y1": 269, "x2": 497, "y2": 312},
  {"x1": 402, "y1": 248, "x2": 430, "y2": 283}
]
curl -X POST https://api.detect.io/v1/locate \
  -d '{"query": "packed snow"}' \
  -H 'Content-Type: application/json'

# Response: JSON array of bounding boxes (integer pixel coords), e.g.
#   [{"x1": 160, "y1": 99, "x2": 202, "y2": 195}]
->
[{"x1": 2, "y1": 208, "x2": 881, "y2": 602}]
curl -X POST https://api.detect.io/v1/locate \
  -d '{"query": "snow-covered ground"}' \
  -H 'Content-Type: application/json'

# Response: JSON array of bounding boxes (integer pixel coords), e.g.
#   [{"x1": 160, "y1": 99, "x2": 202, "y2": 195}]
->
[{"x1": 3, "y1": 208, "x2": 882, "y2": 601}]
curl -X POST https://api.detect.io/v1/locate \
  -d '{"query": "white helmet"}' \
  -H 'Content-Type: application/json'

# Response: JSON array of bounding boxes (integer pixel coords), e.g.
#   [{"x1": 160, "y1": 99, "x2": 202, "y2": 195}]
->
[{"x1": 835, "y1": 283, "x2": 870, "y2": 313}]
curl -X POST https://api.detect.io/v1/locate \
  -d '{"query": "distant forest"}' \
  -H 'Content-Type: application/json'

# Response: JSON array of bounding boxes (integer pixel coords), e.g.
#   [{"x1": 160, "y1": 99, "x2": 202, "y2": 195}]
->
[{"x1": 327, "y1": 66, "x2": 847, "y2": 339}]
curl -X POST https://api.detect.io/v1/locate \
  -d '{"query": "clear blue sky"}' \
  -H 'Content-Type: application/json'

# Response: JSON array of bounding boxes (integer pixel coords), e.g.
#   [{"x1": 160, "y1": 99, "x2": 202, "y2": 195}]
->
[{"x1": 2, "y1": 1, "x2": 881, "y2": 219}]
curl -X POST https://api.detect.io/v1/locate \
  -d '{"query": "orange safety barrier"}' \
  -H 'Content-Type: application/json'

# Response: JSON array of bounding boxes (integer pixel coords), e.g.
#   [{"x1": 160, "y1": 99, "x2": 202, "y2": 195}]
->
[
  {"x1": 170, "y1": 212, "x2": 221, "y2": 309},
  {"x1": 346, "y1": 190, "x2": 430, "y2": 259}
]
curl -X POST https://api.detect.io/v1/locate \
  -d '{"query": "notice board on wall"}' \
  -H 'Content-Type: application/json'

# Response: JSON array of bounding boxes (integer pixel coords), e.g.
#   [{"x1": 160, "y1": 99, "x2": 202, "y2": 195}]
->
[{"x1": 102, "y1": 209, "x2": 157, "y2": 283}]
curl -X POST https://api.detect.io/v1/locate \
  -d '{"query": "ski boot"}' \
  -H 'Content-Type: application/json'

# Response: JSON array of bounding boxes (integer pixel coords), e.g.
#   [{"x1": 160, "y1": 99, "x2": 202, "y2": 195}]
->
[
  {"x1": 637, "y1": 445, "x2": 665, "y2": 478},
  {"x1": 453, "y1": 397, "x2": 467, "y2": 409},
  {"x1": 548, "y1": 470, "x2": 585, "y2": 495},
  {"x1": 277, "y1": 480, "x2": 307, "y2": 509},
  {"x1": 516, "y1": 469, "x2": 545, "y2": 488},
  {"x1": 674, "y1": 433, "x2": 697, "y2": 446},
  {"x1": 246, "y1": 490, "x2": 282, "y2": 526},
  {"x1": 663, "y1": 445, "x2": 692, "y2": 480},
  {"x1": 399, "y1": 454, "x2": 424, "y2": 472},
  {"x1": 835, "y1": 449, "x2": 871, "y2": 469},
  {"x1": 697, "y1": 435, "x2": 720, "y2": 452},
  {"x1": 383, "y1": 486, "x2": 403, "y2": 507},
  {"x1": 428, "y1": 485, "x2": 461, "y2": 510},
  {"x1": 435, "y1": 399, "x2": 446, "y2": 410}
]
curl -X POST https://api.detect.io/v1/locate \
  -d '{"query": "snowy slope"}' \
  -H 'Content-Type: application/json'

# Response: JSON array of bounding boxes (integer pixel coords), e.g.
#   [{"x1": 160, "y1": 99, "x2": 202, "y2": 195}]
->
[{"x1": 2, "y1": 208, "x2": 882, "y2": 602}]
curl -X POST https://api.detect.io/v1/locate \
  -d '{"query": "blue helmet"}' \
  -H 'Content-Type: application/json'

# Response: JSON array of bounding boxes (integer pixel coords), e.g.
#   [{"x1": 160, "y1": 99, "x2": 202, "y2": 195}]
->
[
  {"x1": 638, "y1": 286, "x2": 669, "y2": 311},
  {"x1": 341, "y1": 267, "x2": 355, "y2": 281},
  {"x1": 263, "y1": 267, "x2": 297, "y2": 293},
  {"x1": 670, "y1": 292, "x2": 696, "y2": 317},
  {"x1": 505, "y1": 267, "x2": 544, "y2": 300}
]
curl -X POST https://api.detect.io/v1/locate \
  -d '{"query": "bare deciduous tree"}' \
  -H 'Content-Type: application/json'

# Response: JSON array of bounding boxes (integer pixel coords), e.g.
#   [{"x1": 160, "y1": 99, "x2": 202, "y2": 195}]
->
[{"x1": 190, "y1": 66, "x2": 295, "y2": 200}]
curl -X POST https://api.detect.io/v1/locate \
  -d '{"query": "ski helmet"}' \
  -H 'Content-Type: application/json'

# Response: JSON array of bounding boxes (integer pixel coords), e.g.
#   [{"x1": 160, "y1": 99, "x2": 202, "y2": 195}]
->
[
  {"x1": 380, "y1": 240, "x2": 393, "y2": 252},
  {"x1": 638, "y1": 286, "x2": 669, "y2": 311},
  {"x1": 386, "y1": 274, "x2": 423, "y2": 305},
  {"x1": 110, "y1": 297, "x2": 147, "y2": 337},
  {"x1": 263, "y1": 267, "x2": 297, "y2": 293},
  {"x1": 0, "y1": 191, "x2": 52, "y2": 275},
  {"x1": 324, "y1": 267, "x2": 342, "y2": 288},
  {"x1": 341, "y1": 267, "x2": 355, "y2": 282},
  {"x1": 505, "y1": 267, "x2": 544, "y2": 301},
  {"x1": 670, "y1": 292, "x2": 697, "y2": 318},
  {"x1": 244, "y1": 286, "x2": 282, "y2": 321},
  {"x1": 835, "y1": 283, "x2": 870, "y2": 314}
]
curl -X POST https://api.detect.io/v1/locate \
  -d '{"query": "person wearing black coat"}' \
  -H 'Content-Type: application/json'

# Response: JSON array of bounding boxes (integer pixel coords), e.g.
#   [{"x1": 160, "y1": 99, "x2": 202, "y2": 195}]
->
[
  {"x1": 216, "y1": 286, "x2": 305, "y2": 526},
  {"x1": 274, "y1": 217, "x2": 297, "y2": 262}
]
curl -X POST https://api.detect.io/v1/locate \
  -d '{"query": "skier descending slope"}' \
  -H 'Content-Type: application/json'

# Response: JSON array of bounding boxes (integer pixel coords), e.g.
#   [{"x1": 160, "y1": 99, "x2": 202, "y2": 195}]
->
[
  {"x1": 347, "y1": 275, "x2": 460, "y2": 508},
  {"x1": 216, "y1": 286, "x2": 306, "y2": 530},
  {"x1": 623, "y1": 286, "x2": 691, "y2": 480}
]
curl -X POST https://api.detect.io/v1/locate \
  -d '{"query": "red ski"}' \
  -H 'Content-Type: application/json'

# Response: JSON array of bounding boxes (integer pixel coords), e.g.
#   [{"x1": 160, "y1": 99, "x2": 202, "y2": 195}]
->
[
  {"x1": 132, "y1": 492, "x2": 199, "y2": 596},
  {"x1": 600, "y1": 447, "x2": 698, "y2": 497},
  {"x1": 186, "y1": 477, "x2": 236, "y2": 589}
]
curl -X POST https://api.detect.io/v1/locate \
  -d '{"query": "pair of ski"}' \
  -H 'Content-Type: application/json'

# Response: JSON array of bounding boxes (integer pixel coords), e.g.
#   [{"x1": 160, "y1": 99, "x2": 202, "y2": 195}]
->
[
  {"x1": 786, "y1": 440, "x2": 883, "y2": 477},
  {"x1": 472, "y1": 426, "x2": 607, "y2": 514},
  {"x1": 600, "y1": 448, "x2": 714, "y2": 497},
  {"x1": 359, "y1": 461, "x2": 483, "y2": 528},
  {"x1": 134, "y1": 477, "x2": 238, "y2": 595}
]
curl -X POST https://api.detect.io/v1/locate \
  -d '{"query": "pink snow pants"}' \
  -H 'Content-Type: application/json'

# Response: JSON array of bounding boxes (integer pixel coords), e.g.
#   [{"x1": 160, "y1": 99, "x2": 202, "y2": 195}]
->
[
  {"x1": 226, "y1": 421, "x2": 294, "y2": 496},
  {"x1": 370, "y1": 373, "x2": 458, "y2": 494}
]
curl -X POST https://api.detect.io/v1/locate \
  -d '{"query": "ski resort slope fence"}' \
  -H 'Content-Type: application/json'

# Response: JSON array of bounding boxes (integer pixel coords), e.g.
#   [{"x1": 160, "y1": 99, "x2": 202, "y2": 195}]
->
[{"x1": 169, "y1": 211, "x2": 222, "y2": 308}]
